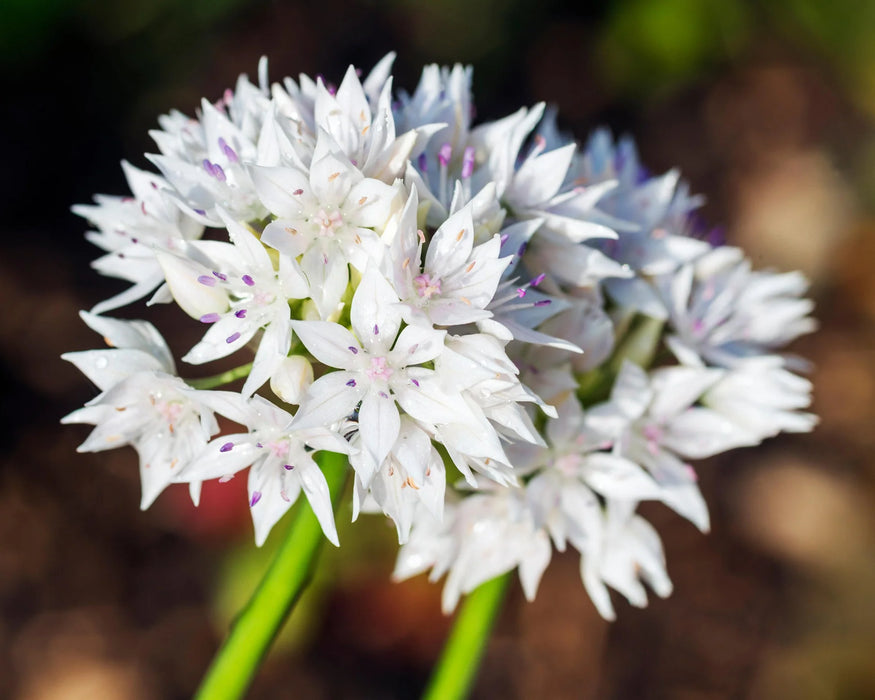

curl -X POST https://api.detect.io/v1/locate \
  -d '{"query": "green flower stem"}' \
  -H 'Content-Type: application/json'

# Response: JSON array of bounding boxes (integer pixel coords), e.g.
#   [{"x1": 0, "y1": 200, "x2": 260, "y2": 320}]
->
[
  {"x1": 187, "y1": 363, "x2": 254, "y2": 390},
  {"x1": 422, "y1": 572, "x2": 511, "y2": 700},
  {"x1": 194, "y1": 450, "x2": 349, "y2": 700}
]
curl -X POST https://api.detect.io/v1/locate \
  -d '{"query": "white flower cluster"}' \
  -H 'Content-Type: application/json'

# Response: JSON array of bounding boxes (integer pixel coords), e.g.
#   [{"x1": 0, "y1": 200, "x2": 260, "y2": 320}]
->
[{"x1": 64, "y1": 55, "x2": 816, "y2": 618}]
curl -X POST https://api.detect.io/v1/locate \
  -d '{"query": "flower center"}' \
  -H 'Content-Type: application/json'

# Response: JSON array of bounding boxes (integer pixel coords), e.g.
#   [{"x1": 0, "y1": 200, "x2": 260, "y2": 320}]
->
[
  {"x1": 366, "y1": 356, "x2": 394, "y2": 382},
  {"x1": 413, "y1": 273, "x2": 441, "y2": 299},
  {"x1": 555, "y1": 453, "x2": 584, "y2": 475},
  {"x1": 315, "y1": 208, "x2": 343, "y2": 236},
  {"x1": 643, "y1": 424, "x2": 662, "y2": 455},
  {"x1": 267, "y1": 439, "x2": 290, "y2": 458}
]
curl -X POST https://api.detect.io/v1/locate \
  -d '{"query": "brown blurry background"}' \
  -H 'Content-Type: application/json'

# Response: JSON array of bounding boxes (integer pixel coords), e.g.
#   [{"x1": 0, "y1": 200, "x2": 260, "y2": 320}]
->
[{"x1": 2, "y1": 1, "x2": 874, "y2": 698}]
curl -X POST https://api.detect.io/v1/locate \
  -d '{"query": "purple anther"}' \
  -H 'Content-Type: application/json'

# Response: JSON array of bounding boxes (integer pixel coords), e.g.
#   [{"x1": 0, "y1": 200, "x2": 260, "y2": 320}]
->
[
  {"x1": 348, "y1": 346, "x2": 358, "y2": 354},
  {"x1": 516, "y1": 288, "x2": 527, "y2": 298},
  {"x1": 255, "y1": 442, "x2": 263, "y2": 448},
  {"x1": 219, "y1": 442, "x2": 234, "y2": 452},
  {"x1": 218, "y1": 137, "x2": 239, "y2": 163},
  {"x1": 200, "y1": 313, "x2": 221, "y2": 323},
  {"x1": 250, "y1": 491, "x2": 262, "y2": 507},
  {"x1": 379, "y1": 391, "x2": 389, "y2": 399},
  {"x1": 530, "y1": 273, "x2": 546, "y2": 286},
  {"x1": 373, "y1": 324, "x2": 379, "y2": 335},
  {"x1": 194, "y1": 209, "x2": 206, "y2": 216},
  {"x1": 346, "y1": 379, "x2": 357, "y2": 387},
  {"x1": 197, "y1": 275, "x2": 217, "y2": 287},
  {"x1": 226, "y1": 332, "x2": 241, "y2": 344},
  {"x1": 534, "y1": 299, "x2": 552, "y2": 307},
  {"x1": 284, "y1": 464, "x2": 295, "y2": 470},
  {"x1": 417, "y1": 152, "x2": 427, "y2": 171},
  {"x1": 462, "y1": 146, "x2": 475, "y2": 179},
  {"x1": 234, "y1": 309, "x2": 247, "y2": 318},
  {"x1": 212, "y1": 163, "x2": 227, "y2": 182},
  {"x1": 517, "y1": 241, "x2": 528, "y2": 257},
  {"x1": 350, "y1": 159, "x2": 358, "y2": 166},
  {"x1": 438, "y1": 142, "x2": 452, "y2": 167},
  {"x1": 202, "y1": 159, "x2": 214, "y2": 175},
  {"x1": 411, "y1": 378, "x2": 420, "y2": 387},
  {"x1": 242, "y1": 274, "x2": 255, "y2": 287},
  {"x1": 500, "y1": 233, "x2": 509, "y2": 245},
  {"x1": 292, "y1": 189, "x2": 304, "y2": 195},
  {"x1": 212, "y1": 270, "x2": 227, "y2": 281}
]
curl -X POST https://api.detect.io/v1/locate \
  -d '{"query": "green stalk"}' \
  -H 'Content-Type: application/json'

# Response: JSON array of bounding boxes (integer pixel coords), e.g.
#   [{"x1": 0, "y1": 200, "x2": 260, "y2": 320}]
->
[
  {"x1": 187, "y1": 362, "x2": 254, "y2": 390},
  {"x1": 422, "y1": 573, "x2": 511, "y2": 700},
  {"x1": 194, "y1": 450, "x2": 349, "y2": 700}
]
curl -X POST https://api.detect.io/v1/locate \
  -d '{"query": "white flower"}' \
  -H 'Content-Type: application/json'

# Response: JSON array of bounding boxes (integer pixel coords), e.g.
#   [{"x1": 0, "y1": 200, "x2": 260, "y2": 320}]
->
[
  {"x1": 659, "y1": 246, "x2": 817, "y2": 368},
  {"x1": 176, "y1": 395, "x2": 350, "y2": 545},
  {"x1": 160, "y1": 211, "x2": 309, "y2": 396},
  {"x1": 256, "y1": 142, "x2": 398, "y2": 319},
  {"x1": 61, "y1": 313, "x2": 225, "y2": 508},
  {"x1": 354, "y1": 416, "x2": 446, "y2": 544},
  {"x1": 73, "y1": 161, "x2": 204, "y2": 314},
  {"x1": 290, "y1": 266, "x2": 466, "y2": 483},
  {"x1": 393, "y1": 491, "x2": 551, "y2": 614},
  {"x1": 702, "y1": 356, "x2": 817, "y2": 442},
  {"x1": 386, "y1": 190, "x2": 510, "y2": 327}
]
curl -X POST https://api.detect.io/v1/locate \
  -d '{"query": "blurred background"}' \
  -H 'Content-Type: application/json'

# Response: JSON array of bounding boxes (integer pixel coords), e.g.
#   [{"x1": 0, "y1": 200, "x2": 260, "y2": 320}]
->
[{"x1": 2, "y1": 0, "x2": 874, "y2": 697}]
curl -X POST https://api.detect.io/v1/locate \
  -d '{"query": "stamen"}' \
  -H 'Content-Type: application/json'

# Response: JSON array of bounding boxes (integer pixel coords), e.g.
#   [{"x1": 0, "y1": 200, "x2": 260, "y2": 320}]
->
[
  {"x1": 235, "y1": 309, "x2": 247, "y2": 318},
  {"x1": 346, "y1": 379, "x2": 357, "y2": 387},
  {"x1": 530, "y1": 273, "x2": 546, "y2": 286},
  {"x1": 516, "y1": 288, "x2": 526, "y2": 298},
  {"x1": 348, "y1": 346, "x2": 358, "y2": 354},
  {"x1": 293, "y1": 189, "x2": 304, "y2": 195},
  {"x1": 534, "y1": 299, "x2": 551, "y2": 306},
  {"x1": 197, "y1": 275, "x2": 216, "y2": 287},
  {"x1": 517, "y1": 241, "x2": 528, "y2": 257},
  {"x1": 250, "y1": 491, "x2": 262, "y2": 507},
  {"x1": 220, "y1": 442, "x2": 234, "y2": 452},
  {"x1": 417, "y1": 152, "x2": 427, "y2": 171},
  {"x1": 438, "y1": 143, "x2": 452, "y2": 167},
  {"x1": 373, "y1": 324, "x2": 379, "y2": 335},
  {"x1": 411, "y1": 378, "x2": 420, "y2": 387},
  {"x1": 212, "y1": 270, "x2": 227, "y2": 281},
  {"x1": 200, "y1": 313, "x2": 221, "y2": 323},
  {"x1": 218, "y1": 137, "x2": 239, "y2": 163},
  {"x1": 461, "y1": 146, "x2": 475, "y2": 179},
  {"x1": 242, "y1": 275, "x2": 255, "y2": 286},
  {"x1": 284, "y1": 464, "x2": 295, "y2": 470},
  {"x1": 226, "y1": 332, "x2": 241, "y2": 343}
]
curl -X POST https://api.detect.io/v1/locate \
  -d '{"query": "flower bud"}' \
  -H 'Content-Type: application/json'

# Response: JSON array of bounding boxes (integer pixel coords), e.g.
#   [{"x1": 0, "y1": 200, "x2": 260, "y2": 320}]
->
[
  {"x1": 270, "y1": 355, "x2": 314, "y2": 404},
  {"x1": 156, "y1": 252, "x2": 229, "y2": 320}
]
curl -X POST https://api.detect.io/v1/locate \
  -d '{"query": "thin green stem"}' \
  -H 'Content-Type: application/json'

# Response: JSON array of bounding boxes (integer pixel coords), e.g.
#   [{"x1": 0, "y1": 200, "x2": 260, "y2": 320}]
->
[
  {"x1": 187, "y1": 363, "x2": 253, "y2": 390},
  {"x1": 422, "y1": 573, "x2": 511, "y2": 700},
  {"x1": 194, "y1": 451, "x2": 349, "y2": 700}
]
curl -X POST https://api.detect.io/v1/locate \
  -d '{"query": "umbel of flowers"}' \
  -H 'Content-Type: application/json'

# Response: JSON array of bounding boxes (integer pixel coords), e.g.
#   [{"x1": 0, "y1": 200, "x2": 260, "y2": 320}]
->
[{"x1": 64, "y1": 54, "x2": 816, "y2": 623}]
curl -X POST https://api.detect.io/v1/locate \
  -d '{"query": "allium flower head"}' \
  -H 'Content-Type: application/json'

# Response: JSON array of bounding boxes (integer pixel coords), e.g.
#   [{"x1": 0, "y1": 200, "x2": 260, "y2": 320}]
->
[{"x1": 64, "y1": 54, "x2": 817, "y2": 621}]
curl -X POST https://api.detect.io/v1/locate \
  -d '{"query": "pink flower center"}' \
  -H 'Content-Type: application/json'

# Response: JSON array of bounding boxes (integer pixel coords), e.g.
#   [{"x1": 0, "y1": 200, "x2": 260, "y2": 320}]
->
[
  {"x1": 366, "y1": 356, "x2": 394, "y2": 382},
  {"x1": 643, "y1": 424, "x2": 662, "y2": 456},
  {"x1": 268, "y1": 439, "x2": 290, "y2": 458},
  {"x1": 413, "y1": 273, "x2": 441, "y2": 299},
  {"x1": 315, "y1": 208, "x2": 343, "y2": 236}
]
